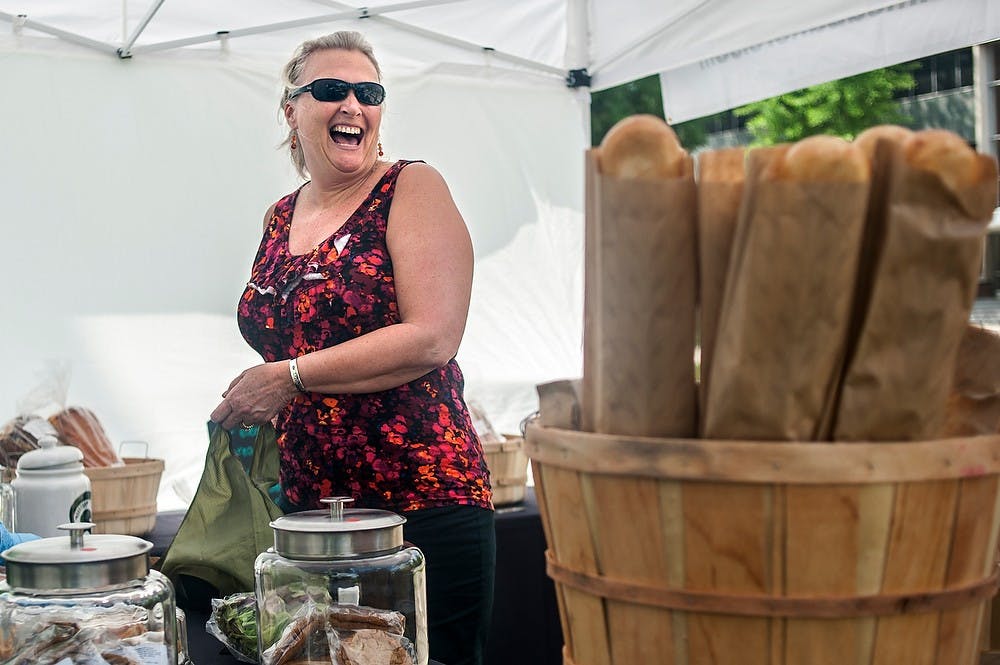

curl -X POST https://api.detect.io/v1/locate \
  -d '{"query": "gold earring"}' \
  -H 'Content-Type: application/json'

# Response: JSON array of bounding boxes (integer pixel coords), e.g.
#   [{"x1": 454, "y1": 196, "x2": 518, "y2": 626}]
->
[
  {"x1": 378, "y1": 142, "x2": 384, "y2": 157},
  {"x1": 290, "y1": 134, "x2": 297, "y2": 150}
]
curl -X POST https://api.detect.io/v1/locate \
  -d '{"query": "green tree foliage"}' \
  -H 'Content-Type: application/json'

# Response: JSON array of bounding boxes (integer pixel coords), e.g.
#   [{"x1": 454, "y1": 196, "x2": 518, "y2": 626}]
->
[
  {"x1": 590, "y1": 75, "x2": 663, "y2": 146},
  {"x1": 590, "y1": 65, "x2": 915, "y2": 151},
  {"x1": 734, "y1": 66, "x2": 916, "y2": 145},
  {"x1": 590, "y1": 74, "x2": 714, "y2": 150}
]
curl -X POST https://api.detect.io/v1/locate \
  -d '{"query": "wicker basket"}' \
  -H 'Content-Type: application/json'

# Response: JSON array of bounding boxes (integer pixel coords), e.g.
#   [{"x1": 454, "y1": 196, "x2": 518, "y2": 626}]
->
[
  {"x1": 83, "y1": 457, "x2": 164, "y2": 536},
  {"x1": 484, "y1": 434, "x2": 528, "y2": 506},
  {"x1": 527, "y1": 424, "x2": 1000, "y2": 665}
]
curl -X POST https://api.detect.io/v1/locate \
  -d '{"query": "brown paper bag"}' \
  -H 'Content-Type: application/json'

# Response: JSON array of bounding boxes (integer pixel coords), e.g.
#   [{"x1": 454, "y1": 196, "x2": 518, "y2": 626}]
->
[
  {"x1": 696, "y1": 148, "x2": 746, "y2": 436},
  {"x1": 581, "y1": 152, "x2": 698, "y2": 437},
  {"x1": 832, "y1": 145, "x2": 997, "y2": 441},
  {"x1": 704, "y1": 145, "x2": 870, "y2": 440},
  {"x1": 941, "y1": 324, "x2": 1000, "y2": 437}
]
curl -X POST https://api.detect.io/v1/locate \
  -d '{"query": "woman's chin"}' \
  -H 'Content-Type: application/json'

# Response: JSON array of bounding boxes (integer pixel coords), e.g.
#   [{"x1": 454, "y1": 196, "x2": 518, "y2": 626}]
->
[{"x1": 324, "y1": 149, "x2": 372, "y2": 173}]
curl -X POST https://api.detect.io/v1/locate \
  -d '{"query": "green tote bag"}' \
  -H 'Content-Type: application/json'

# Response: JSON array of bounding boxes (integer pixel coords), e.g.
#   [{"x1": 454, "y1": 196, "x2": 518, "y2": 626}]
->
[{"x1": 158, "y1": 423, "x2": 283, "y2": 603}]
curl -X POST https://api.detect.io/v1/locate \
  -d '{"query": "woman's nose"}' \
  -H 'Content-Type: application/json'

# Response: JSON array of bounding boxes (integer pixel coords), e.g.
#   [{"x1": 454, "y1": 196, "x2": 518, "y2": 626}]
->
[{"x1": 339, "y1": 91, "x2": 362, "y2": 115}]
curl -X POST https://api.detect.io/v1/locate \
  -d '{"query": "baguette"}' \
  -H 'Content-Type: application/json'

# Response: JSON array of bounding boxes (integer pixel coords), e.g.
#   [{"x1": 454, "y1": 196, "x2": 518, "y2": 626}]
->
[
  {"x1": 697, "y1": 147, "x2": 745, "y2": 184},
  {"x1": 597, "y1": 114, "x2": 687, "y2": 180},
  {"x1": 903, "y1": 128, "x2": 986, "y2": 194},
  {"x1": 763, "y1": 135, "x2": 869, "y2": 182},
  {"x1": 853, "y1": 124, "x2": 913, "y2": 161}
]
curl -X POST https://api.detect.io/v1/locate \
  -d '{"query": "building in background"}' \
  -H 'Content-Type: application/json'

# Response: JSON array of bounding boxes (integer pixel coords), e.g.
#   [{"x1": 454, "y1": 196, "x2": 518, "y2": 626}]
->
[{"x1": 975, "y1": 42, "x2": 1000, "y2": 296}]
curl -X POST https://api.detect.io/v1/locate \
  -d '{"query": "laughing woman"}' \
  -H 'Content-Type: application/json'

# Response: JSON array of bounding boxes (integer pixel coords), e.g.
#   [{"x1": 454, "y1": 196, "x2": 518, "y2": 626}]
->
[{"x1": 210, "y1": 31, "x2": 495, "y2": 665}]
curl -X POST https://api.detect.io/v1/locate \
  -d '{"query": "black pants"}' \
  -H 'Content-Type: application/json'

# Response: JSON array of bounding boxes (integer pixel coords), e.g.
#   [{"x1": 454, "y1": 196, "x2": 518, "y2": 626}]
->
[{"x1": 404, "y1": 505, "x2": 496, "y2": 665}]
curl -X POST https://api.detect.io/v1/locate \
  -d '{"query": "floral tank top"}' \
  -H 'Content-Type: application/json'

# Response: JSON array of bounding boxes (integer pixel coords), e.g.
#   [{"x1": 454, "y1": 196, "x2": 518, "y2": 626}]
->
[{"x1": 237, "y1": 160, "x2": 493, "y2": 513}]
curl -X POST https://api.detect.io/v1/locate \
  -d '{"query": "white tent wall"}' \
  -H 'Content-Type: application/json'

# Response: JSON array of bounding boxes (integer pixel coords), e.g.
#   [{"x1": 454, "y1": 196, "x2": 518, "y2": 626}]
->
[{"x1": 0, "y1": 35, "x2": 586, "y2": 510}]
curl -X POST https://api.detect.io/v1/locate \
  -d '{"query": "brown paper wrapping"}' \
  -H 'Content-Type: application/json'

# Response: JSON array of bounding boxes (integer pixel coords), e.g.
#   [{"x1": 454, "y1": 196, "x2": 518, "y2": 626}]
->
[
  {"x1": 941, "y1": 325, "x2": 1000, "y2": 437},
  {"x1": 581, "y1": 151, "x2": 698, "y2": 437},
  {"x1": 696, "y1": 148, "x2": 746, "y2": 436},
  {"x1": 703, "y1": 146, "x2": 870, "y2": 441},
  {"x1": 832, "y1": 148, "x2": 998, "y2": 441}
]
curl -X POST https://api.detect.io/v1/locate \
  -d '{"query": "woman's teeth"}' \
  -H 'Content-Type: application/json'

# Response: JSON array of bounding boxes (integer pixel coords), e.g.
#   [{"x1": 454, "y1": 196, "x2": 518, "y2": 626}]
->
[{"x1": 330, "y1": 125, "x2": 363, "y2": 145}]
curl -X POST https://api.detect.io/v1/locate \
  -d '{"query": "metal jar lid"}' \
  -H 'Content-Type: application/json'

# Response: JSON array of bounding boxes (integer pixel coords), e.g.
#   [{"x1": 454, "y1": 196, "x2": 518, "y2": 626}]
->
[
  {"x1": 270, "y1": 497, "x2": 405, "y2": 560},
  {"x1": 4, "y1": 523, "x2": 152, "y2": 591}
]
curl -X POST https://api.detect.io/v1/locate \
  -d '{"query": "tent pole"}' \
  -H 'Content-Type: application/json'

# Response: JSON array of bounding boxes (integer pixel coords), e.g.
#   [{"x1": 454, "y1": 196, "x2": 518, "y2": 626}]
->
[
  {"x1": 131, "y1": 0, "x2": 558, "y2": 78},
  {"x1": 0, "y1": 12, "x2": 118, "y2": 54},
  {"x1": 119, "y1": 0, "x2": 168, "y2": 58},
  {"x1": 566, "y1": 0, "x2": 592, "y2": 145},
  {"x1": 308, "y1": 0, "x2": 565, "y2": 79}
]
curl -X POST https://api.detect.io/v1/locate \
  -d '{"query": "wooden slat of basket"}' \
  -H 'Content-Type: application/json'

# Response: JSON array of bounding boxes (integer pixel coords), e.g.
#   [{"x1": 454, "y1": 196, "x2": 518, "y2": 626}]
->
[
  {"x1": 937, "y1": 476, "x2": 1000, "y2": 661},
  {"x1": 769, "y1": 484, "x2": 786, "y2": 664},
  {"x1": 542, "y1": 465, "x2": 611, "y2": 665},
  {"x1": 526, "y1": 427, "x2": 1000, "y2": 484},
  {"x1": 683, "y1": 482, "x2": 771, "y2": 664},
  {"x1": 532, "y1": 460, "x2": 571, "y2": 656},
  {"x1": 94, "y1": 504, "x2": 158, "y2": 520},
  {"x1": 86, "y1": 457, "x2": 164, "y2": 479},
  {"x1": 872, "y1": 480, "x2": 959, "y2": 664},
  {"x1": 660, "y1": 481, "x2": 687, "y2": 665},
  {"x1": 784, "y1": 485, "x2": 863, "y2": 665},
  {"x1": 534, "y1": 383, "x2": 578, "y2": 659},
  {"x1": 587, "y1": 476, "x2": 676, "y2": 663},
  {"x1": 854, "y1": 484, "x2": 895, "y2": 662}
]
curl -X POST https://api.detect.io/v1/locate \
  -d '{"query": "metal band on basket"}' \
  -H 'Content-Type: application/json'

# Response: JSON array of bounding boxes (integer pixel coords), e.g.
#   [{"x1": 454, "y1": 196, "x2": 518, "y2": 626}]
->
[{"x1": 545, "y1": 550, "x2": 1000, "y2": 618}]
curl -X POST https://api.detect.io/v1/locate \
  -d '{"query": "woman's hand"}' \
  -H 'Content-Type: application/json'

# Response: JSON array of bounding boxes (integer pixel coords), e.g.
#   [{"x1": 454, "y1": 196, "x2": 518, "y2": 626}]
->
[{"x1": 210, "y1": 361, "x2": 299, "y2": 431}]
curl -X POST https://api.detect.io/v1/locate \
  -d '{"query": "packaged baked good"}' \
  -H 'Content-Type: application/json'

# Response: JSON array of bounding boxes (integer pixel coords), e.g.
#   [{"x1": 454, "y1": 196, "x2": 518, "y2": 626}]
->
[
  {"x1": 49, "y1": 407, "x2": 123, "y2": 468},
  {"x1": 696, "y1": 147, "x2": 746, "y2": 434},
  {"x1": 0, "y1": 415, "x2": 50, "y2": 469},
  {"x1": 704, "y1": 137, "x2": 871, "y2": 440},
  {"x1": 583, "y1": 114, "x2": 697, "y2": 438},
  {"x1": 831, "y1": 129, "x2": 998, "y2": 440},
  {"x1": 261, "y1": 602, "x2": 408, "y2": 665},
  {"x1": 329, "y1": 628, "x2": 415, "y2": 665},
  {"x1": 941, "y1": 324, "x2": 1000, "y2": 437}
]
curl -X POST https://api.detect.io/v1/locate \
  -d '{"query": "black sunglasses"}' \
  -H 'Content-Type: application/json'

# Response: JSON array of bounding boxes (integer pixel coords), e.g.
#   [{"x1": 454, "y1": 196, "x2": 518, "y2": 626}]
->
[{"x1": 288, "y1": 78, "x2": 386, "y2": 106}]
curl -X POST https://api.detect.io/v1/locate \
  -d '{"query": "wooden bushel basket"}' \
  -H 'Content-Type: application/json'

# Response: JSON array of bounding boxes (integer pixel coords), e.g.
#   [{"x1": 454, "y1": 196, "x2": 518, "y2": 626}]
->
[
  {"x1": 484, "y1": 434, "x2": 528, "y2": 506},
  {"x1": 84, "y1": 457, "x2": 164, "y2": 536},
  {"x1": 525, "y1": 424, "x2": 1000, "y2": 665}
]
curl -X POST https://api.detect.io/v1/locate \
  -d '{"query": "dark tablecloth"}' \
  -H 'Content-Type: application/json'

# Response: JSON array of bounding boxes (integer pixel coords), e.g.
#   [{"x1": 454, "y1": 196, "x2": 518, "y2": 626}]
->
[{"x1": 149, "y1": 487, "x2": 562, "y2": 665}]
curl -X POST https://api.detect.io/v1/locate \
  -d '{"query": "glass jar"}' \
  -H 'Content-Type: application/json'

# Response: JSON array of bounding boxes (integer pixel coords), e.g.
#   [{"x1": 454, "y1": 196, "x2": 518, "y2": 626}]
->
[
  {"x1": 0, "y1": 522, "x2": 177, "y2": 664},
  {"x1": 255, "y1": 497, "x2": 427, "y2": 665}
]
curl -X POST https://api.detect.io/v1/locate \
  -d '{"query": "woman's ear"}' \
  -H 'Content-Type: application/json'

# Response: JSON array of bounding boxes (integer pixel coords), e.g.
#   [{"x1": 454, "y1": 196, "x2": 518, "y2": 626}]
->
[{"x1": 284, "y1": 103, "x2": 297, "y2": 130}]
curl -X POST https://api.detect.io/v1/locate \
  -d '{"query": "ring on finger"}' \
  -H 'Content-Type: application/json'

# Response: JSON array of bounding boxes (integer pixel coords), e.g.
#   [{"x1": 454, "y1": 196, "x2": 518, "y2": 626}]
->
[{"x1": 240, "y1": 422, "x2": 255, "y2": 430}]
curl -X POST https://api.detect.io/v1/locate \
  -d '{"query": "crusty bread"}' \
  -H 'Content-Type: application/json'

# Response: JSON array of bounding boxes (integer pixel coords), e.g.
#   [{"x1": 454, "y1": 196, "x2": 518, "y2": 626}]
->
[
  {"x1": 853, "y1": 124, "x2": 914, "y2": 161},
  {"x1": 763, "y1": 135, "x2": 870, "y2": 182},
  {"x1": 597, "y1": 114, "x2": 687, "y2": 180},
  {"x1": 49, "y1": 406, "x2": 122, "y2": 468},
  {"x1": 697, "y1": 148, "x2": 746, "y2": 183},
  {"x1": 904, "y1": 129, "x2": 984, "y2": 193}
]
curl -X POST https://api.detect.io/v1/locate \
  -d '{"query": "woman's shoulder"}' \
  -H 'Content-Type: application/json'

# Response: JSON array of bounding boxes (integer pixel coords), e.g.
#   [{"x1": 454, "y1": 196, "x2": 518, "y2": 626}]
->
[{"x1": 394, "y1": 160, "x2": 450, "y2": 193}]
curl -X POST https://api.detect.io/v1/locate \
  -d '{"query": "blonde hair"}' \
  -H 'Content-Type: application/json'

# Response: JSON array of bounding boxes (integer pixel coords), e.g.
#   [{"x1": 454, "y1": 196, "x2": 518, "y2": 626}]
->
[{"x1": 279, "y1": 31, "x2": 382, "y2": 179}]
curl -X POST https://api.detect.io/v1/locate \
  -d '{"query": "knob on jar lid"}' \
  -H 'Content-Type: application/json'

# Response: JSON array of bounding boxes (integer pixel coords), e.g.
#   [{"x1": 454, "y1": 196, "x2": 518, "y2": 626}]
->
[
  {"x1": 3, "y1": 522, "x2": 153, "y2": 591},
  {"x1": 270, "y1": 497, "x2": 406, "y2": 560}
]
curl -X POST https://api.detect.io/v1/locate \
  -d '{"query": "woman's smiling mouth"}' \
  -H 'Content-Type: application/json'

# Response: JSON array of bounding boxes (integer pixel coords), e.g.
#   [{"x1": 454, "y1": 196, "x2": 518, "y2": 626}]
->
[{"x1": 330, "y1": 124, "x2": 363, "y2": 146}]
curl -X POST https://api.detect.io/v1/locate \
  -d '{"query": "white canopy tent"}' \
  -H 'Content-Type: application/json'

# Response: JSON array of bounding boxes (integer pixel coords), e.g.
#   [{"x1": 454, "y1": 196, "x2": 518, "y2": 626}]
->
[{"x1": 0, "y1": 0, "x2": 995, "y2": 510}]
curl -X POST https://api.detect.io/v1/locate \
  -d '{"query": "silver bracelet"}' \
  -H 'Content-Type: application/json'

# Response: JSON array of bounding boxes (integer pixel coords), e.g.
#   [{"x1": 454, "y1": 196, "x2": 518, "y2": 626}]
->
[{"x1": 288, "y1": 357, "x2": 307, "y2": 393}]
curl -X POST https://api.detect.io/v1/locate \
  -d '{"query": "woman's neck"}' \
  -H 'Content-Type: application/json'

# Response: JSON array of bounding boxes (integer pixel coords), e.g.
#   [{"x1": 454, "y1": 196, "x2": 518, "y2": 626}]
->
[{"x1": 306, "y1": 158, "x2": 381, "y2": 206}]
